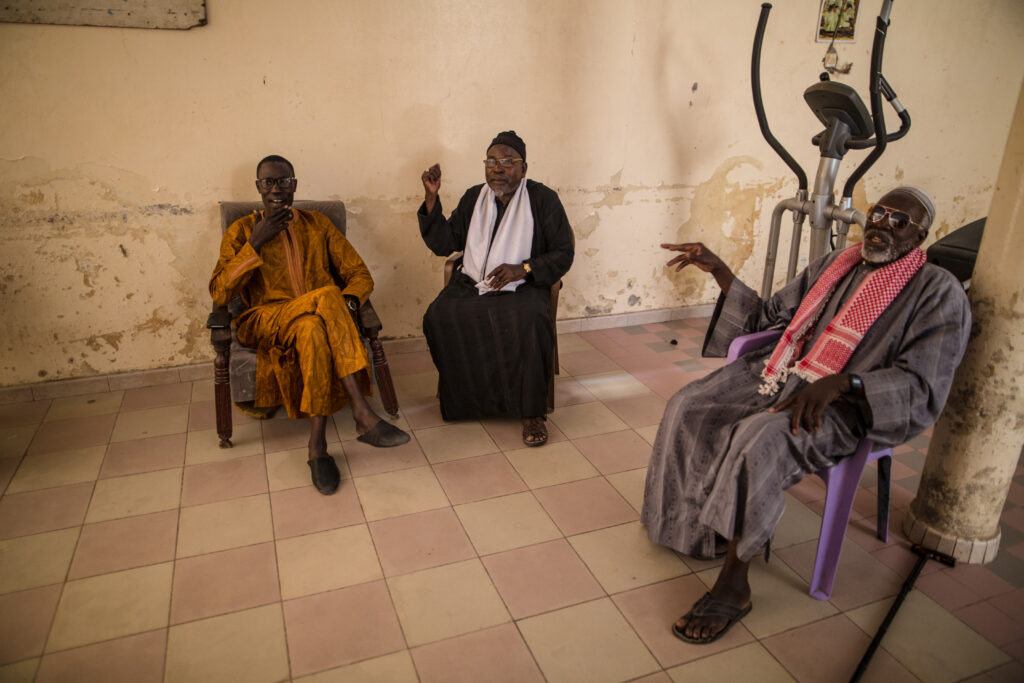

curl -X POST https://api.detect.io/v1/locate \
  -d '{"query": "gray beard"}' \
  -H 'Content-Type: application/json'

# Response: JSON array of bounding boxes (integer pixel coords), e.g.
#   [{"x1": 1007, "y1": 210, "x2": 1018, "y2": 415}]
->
[{"x1": 861, "y1": 242, "x2": 897, "y2": 264}]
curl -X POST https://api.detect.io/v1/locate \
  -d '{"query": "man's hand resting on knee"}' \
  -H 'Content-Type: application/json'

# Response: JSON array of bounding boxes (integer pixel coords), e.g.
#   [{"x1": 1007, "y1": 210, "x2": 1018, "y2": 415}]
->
[{"x1": 769, "y1": 374, "x2": 852, "y2": 435}]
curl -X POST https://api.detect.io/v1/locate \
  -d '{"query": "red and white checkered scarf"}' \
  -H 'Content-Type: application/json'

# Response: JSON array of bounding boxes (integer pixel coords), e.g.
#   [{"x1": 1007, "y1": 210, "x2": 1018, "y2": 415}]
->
[{"x1": 759, "y1": 244, "x2": 926, "y2": 395}]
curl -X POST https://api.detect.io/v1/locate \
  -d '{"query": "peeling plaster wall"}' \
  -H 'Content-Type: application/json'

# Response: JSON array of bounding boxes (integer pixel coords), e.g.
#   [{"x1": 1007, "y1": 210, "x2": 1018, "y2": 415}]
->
[{"x1": 1, "y1": 0, "x2": 1022, "y2": 386}]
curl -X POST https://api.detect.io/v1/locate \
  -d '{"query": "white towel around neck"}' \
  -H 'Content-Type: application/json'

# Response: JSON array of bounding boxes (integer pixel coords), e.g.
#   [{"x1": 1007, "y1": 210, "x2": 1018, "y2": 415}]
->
[{"x1": 462, "y1": 178, "x2": 534, "y2": 295}]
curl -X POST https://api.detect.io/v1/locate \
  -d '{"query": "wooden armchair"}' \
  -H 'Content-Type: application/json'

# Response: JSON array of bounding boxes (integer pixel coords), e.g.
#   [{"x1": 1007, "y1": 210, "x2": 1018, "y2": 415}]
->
[
  {"x1": 207, "y1": 200, "x2": 399, "y2": 448},
  {"x1": 442, "y1": 255, "x2": 563, "y2": 412}
]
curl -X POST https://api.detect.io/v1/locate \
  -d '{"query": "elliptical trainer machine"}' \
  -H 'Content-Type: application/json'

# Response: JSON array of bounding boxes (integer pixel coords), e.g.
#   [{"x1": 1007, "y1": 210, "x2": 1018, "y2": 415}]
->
[{"x1": 752, "y1": 0, "x2": 911, "y2": 298}]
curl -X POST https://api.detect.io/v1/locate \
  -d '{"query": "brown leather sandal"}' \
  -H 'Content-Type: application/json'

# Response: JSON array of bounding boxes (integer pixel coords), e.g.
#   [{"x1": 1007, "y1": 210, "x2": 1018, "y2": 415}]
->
[{"x1": 522, "y1": 416, "x2": 548, "y2": 447}]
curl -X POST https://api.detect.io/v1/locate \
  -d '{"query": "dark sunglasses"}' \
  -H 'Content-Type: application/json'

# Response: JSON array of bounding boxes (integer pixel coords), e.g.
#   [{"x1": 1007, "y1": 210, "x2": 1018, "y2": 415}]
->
[{"x1": 867, "y1": 204, "x2": 919, "y2": 231}]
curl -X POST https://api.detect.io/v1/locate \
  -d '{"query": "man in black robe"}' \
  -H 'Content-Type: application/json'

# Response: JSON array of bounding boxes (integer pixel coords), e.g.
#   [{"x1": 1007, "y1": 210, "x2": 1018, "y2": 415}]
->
[{"x1": 418, "y1": 131, "x2": 574, "y2": 446}]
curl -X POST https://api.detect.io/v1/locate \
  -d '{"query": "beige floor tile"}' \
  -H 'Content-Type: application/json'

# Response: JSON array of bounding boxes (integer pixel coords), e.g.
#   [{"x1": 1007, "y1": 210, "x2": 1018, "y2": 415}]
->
[
  {"x1": 331, "y1": 402, "x2": 406, "y2": 441},
  {"x1": 47, "y1": 563, "x2": 172, "y2": 652},
  {"x1": 35, "y1": 630, "x2": 166, "y2": 683},
  {"x1": 548, "y1": 402, "x2": 628, "y2": 439},
  {"x1": 177, "y1": 494, "x2": 274, "y2": 557},
  {"x1": 636, "y1": 424, "x2": 660, "y2": 445},
  {"x1": 518, "y1": 598, "x2": 660, "y2": 683},
  {"x1": 454, "y1": 492, "x2": 561, "y2": 555},
  {"x1": 392, "y1": 370, "x2": 440, "y2": 401},
  {"x1": 411, "y1": 623, "x2": 546, "y2": 683},
  {"x1": 7, "y1": 446, "x2": 105, "y2": 494},
  {"x1": 266, "y1": 446, "x2": 349, "y2": 491},
  {"x1": 44, "y1": 391, "x2": 124, "y2": 422},
  {"x1": 0, "y1": 528, "x2": 79, "y2": 594},
  {"x1": 847, "y1": 591, "x2": 1011, "y2": 682},
  {"x1": 0, "y1": 425, "x2": 36, "y2": 458},
  {"x1": 574, "y1": 371, "x2": 653, "y2": 401},
  {"x1": 696, "y1": 558, "x2": 837, "y2": 639},
  {"x1": 667, "y1": 642, "x2": 795, "y2": 682},
  {"x1": 556, "y1": 333, "x2": 596, "y2": 354},
  {"x1": 777, "y1": 536, "x2": 904, "y2": 611},
  {"x1": 110, "y1": 404, "x2": 189, "y2": 443},
  {"x1": 85, "y1": 468, "x2": 182, "y2": 523},
  {"x1": 0, "y1": 658, "x2": 38, "y2": 682},
  {"x1": 771, "y1": 492, "x2": 825, "y2": 550},
  {"x1": 415, "y1": 422, "x2": 498, "y2": 464},
  {"x1": 185, "y1": 423, "x2": 263, "y2": 465},
  {"x1": 352, "y1": 466, "x2": 450, "y2": 522},
  {"x1": 607, "y1": 467, "x2": 648, "y2": 513},
  {"x1": 277, "y1": 525, "x2": 383, "y2": 599},
  {"x1": 165, "y1": 604, "x2": 290, "y2": 683},
  {"x1": 190, "y1": 379, "x2": 215, "y2": 403},
  {"x1": 505, "y1": 441, "x2": 599, "y2": 489},
  {"x1": 570, "y1": 521, "x2": 689, "y2": 594},
  {"x1": 294, "y1": 650, "x2": 418, "y2": 683},
  {"x1": 387, "y1": 558, "x2": 510, "y2": 647}
]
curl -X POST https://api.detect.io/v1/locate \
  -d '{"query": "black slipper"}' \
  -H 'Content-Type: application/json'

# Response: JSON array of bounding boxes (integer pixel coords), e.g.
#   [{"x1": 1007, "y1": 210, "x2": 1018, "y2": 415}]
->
[
  {"x1": 671, "y1": 592, "x2": 752, "y2": 644},
  {"x1": 356, "y1": 420, "x2": 411, "y2": 448},
  {"x1": 308, "y1": 456, "x2": 341, "y2": 495}
]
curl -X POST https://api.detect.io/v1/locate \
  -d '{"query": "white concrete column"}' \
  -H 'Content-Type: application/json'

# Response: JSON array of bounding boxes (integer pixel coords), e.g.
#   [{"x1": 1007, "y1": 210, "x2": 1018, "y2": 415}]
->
[{"x1": 904, "y1": 80, "x2": 1024, "y2": 563}]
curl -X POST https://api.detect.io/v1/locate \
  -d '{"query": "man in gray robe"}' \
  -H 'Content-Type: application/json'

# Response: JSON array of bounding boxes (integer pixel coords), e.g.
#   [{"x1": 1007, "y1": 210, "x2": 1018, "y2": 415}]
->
[{"x1": 642, "y1": 187, "x2": 971, "y2": 643}]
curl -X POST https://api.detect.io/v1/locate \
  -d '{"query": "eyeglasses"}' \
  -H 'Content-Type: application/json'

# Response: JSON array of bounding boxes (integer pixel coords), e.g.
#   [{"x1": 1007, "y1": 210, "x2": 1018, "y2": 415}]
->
[
  {"x1": 255, "y1": 177, "x2": 297, "y2": 191},
  {"x1": 483, "y1": 158, "x2": 523, "y2": 169},
  {"x1": 867, "y1": 204, "x2": 918, "y2": 231}
]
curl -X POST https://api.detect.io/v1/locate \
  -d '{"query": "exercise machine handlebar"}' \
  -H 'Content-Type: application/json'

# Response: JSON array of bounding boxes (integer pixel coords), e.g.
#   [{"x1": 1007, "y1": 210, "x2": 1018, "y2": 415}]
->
[{"x1": 752, "y1": 3, "x2": 808, "y2": 192}]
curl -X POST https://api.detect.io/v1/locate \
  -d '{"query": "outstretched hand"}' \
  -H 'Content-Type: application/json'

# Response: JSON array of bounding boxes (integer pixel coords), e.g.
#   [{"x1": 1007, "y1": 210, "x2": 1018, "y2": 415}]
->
[
  {"x1": 249, "y1": 207, "x2": 293, "y2": 251},
  {"x1": 662, "y1": 242, "x2": 734, "y2": 293},
  {"x1": 422, "y1": 163, "x2": 441, "y2": 212},
  {"x1": 769, "y1": 374, "x2": 851, "y2": 435}
]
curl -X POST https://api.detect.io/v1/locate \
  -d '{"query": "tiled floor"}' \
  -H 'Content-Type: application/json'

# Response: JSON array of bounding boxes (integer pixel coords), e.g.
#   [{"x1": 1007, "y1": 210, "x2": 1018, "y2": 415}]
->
[{"x1": 2, "y1": 316, "x2": 1023, "y2": 682}]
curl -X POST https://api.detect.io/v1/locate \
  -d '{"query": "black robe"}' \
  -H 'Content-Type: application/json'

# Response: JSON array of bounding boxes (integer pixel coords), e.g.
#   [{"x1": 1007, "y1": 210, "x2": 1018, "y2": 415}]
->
[{"x1": 418, "y1": 180, "x2": 574, "y2": 419}]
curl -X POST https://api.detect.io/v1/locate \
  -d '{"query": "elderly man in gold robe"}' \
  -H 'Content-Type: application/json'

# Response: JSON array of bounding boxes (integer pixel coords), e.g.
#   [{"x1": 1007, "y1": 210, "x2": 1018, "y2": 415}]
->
[{"x1": 210, "y1": 155, "x2": 408, "y2": 494}]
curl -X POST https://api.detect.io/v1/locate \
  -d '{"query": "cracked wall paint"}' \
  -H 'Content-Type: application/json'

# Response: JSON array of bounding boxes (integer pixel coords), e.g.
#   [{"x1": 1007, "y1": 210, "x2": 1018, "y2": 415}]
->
[{"x1": 1, "y1": 0, "x2": 1022, "y2": 387}]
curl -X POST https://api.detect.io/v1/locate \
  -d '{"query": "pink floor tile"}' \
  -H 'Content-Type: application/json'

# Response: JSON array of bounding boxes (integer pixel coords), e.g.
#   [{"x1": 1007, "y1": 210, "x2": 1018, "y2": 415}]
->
[
  {"x1": 368, "y1": 507, "x2": 476, "y2": 577},
  {"x1": 481, "y1": 539, "x2": 604, "y2": 618},
  {"x1": 343, "y1": 437, "x2": 428, "y2": 477},
  {"x1": 411, "y1": 623, "x2": 545, "y2": 683},
  {"x1": 0, "y1": 457, "x2": 20, "y2": 495},
  {"x1": 578, "y1": 330, "x2": 624, "y2": 354},
  {"x1": 386, "y1": 350, "x2": 437, "y2": 375},
  {"x1": 0, "y1": 584, "x2": 62, "y2": 664},
  {"x1": 1001, "y1": 507, "x2": 1024, "y2": 534},
  {"x1": 612, "y1": 575, "x2": 753, "y2": 667},
  {"x1": 170, "y1": 542, "x2": 280, "y2": 624},
  {"x1": 946, "y1": 563, "x2": 1016, "y2": 601},
  {"x1": 28, "y1": 413, "x2": 116, "y2": 455},
  {"x1": 121, "y1": 383, "x2": 192, "y2": 412},
  {"x1": 264, "y1": 417, "x2": 334, "y2": 453},
  {"x1": 433, "y1": 453, "x2": 527, "y2": 504},
  {"x1": 99, "y1": 433, "x2": 185, "y2": 479},
  {"x1": 186, "y1": 400, "x2": 262, "y2": 433},
  {"x1": 871, "y1": 540, "x2": 944, "y2": 579},
  {"x1": 1000, "y1": 637, "x2": 1024, "y2": 666},
  {"x1": 763, "y1": 614, "x2": 918, "y2": 683},
  {"x1": 991, "y1": 588, "x2": 1024, "y2": 626},
  {"x1": 180, "y1": 454, "x2": 268, "y2": 507},
  {"x1": 67, "y1": 509, "x2": 178, "y2": 579},
  {"x1": 533, "y1": 477, "x2": 638, "y2": 535},
  {"x1": 283, "y1": 580, "x2": 405, "y2": 677},
  {"x1": 0, "y1": 400, "x2": 51, "y2": 428},
  {"x1": 0, "y1": 482, "x2": 93, "y2": 539},
  {"x1": 787, "y1": 476, "x2": 827, "y2": 504},
  {"x1": 917, "y1": 569, "x2": 985, "y2": 612},
  {"x1": 956, "y1": 601, "x2": 1024, "y2": 646},
  {"x1": 574, "y1": 429, "x2": 653, "y2": 474},
  {"x1": 270, "y1": 483, "x2": 364, "y2": 539},
  {"x1": 35, "y1": 629, "x2": 166, "y2": 683}
]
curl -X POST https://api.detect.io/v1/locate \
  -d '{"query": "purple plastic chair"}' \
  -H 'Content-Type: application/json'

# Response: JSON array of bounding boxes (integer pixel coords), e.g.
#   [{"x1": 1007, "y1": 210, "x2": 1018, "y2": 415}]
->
[{"x1": 726, "y1": 330, "x2": 892, "y2": 601}]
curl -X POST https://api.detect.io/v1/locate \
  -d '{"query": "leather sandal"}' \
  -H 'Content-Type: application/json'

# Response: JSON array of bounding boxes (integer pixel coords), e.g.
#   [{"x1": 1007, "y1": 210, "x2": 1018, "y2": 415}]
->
[
  {"x1": 356, "y1": 420, "x2": 411, "y2": 448},
  {"x1": 671, "y1": 592, "x2": 752, "y2": 644},
  {"x1": 522, "y1": 417, "x2": 548, "y2": 447}
]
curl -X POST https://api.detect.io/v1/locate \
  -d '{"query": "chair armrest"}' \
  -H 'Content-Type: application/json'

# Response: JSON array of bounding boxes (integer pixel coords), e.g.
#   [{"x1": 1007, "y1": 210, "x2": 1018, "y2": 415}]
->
[
  {"x1": 443, "y1": 252, "x2": 464, "y2": 287},
  {"x1": 207, "y1": 308, "x2": 232, "y2": 330},
  {"x1": 726, "y1": 330, "x2": 783, "y2": 363}
]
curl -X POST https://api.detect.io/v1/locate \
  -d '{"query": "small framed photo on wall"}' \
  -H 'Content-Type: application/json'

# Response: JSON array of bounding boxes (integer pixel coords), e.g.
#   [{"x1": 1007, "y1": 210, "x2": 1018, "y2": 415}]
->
[{"x1": 817, "y1": 0, "x2": 861, "y2": 43}]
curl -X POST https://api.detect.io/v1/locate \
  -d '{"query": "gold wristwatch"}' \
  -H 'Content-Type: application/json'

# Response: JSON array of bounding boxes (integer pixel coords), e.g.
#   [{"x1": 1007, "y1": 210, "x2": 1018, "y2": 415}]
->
[{"x1": 522, "y1": 261, "x2": 532, "y2": 274}]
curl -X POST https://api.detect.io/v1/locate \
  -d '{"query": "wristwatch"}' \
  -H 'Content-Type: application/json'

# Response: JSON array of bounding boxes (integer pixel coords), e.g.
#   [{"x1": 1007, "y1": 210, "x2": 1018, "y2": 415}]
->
[
  {"x1": 847, "y1": 374, "x2": 865, "y2": 397},
  {"x1": 345, "y1": 296, "x2": 359, "y2": 313},
  {"x1": 522, "y1": 261, "x2": 532, "y2": 274}
]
